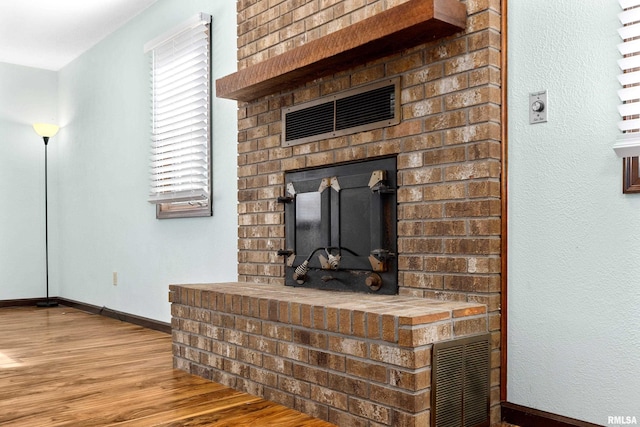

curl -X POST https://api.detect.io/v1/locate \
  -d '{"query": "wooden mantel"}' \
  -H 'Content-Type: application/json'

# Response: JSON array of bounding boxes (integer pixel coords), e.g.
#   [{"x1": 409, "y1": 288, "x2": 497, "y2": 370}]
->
[{"x1": 215, "y1": 0, "x2": 467, "y2": 102}]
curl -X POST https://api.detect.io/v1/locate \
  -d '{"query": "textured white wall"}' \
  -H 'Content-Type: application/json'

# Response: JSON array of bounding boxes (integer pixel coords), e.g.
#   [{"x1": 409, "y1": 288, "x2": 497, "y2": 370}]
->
[
  {"x1": 53, "y1": 0, "x2": 238, "y2": 322},
  {"x1": 508, "y1": 1, "x2": 640, "y2": 423},
  {"x1": 0, "y1": 63, "x2": 58, "y2": 300}
]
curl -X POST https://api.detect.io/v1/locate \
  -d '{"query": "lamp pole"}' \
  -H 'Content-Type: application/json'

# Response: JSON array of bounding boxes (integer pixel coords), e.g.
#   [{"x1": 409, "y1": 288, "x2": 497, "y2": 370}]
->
[{"x1": 33, "y1": 124, "x2": 59, "y2": 308}]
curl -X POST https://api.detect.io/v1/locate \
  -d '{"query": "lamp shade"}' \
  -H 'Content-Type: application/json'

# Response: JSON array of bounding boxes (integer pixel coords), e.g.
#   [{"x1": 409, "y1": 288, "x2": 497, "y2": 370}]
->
[{"x1": 33, "y1": 123, "x2": 59, "y2": 138}]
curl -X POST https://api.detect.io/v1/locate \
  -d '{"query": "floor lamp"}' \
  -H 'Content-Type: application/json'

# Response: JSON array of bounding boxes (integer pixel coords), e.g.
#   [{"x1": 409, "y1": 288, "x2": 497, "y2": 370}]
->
[{"x1": 33, "y1": 123, "x2": 59, "y2": 308}]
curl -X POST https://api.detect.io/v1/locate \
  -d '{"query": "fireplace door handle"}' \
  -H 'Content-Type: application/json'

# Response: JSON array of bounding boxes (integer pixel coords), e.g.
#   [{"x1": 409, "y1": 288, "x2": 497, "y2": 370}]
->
[{"x1": 293, "y1": 260, "x2": 310, "y2": 283}]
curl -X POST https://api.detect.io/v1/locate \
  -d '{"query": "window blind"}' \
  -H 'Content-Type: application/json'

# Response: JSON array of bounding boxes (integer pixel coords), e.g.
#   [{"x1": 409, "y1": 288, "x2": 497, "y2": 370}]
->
[
  {"x1": 145, "y1": 13, "x2": 212, "y2": 204},
  {"x1": 615, "y1": 0, "x2": 640, "y2": 156}
]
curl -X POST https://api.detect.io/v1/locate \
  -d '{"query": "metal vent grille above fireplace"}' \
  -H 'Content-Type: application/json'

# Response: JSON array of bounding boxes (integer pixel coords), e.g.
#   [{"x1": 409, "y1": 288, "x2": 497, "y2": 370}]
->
[{"x1": 283, "y1": 78, "x2": 400, "y2": 146}]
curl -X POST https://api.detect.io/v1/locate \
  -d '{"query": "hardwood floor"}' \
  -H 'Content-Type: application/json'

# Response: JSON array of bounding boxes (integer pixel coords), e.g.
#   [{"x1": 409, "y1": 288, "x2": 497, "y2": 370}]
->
[{"x1": 0, "y1": 306, "x2": 335, "y2": 426}]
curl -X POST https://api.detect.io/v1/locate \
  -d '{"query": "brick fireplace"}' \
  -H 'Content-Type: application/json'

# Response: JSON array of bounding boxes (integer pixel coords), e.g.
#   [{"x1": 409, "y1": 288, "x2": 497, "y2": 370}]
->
[{"x1": 171, "y1": 0, "x2": 502, "y2": 425}]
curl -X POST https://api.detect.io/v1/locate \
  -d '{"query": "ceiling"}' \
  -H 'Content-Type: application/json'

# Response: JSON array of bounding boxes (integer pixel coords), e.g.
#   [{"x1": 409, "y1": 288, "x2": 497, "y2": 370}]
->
[{"x1": 0, "y1": 0, "x2": 159, "y2": 71}]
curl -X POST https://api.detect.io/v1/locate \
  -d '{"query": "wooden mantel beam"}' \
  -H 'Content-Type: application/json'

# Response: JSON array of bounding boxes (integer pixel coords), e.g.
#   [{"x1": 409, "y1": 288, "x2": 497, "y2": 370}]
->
[{"x1": 216, "y1": 0, "x2": 467, "y2": 102}]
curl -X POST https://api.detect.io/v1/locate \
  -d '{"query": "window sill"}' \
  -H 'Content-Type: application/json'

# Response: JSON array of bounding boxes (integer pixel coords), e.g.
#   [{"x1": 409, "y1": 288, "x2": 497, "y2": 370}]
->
[{"x1": 613, "y1": 134, "x2": 640, "y2": 157}]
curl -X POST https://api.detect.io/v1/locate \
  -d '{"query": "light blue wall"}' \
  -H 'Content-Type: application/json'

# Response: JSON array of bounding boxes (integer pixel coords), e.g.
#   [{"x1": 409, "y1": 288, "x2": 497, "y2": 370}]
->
[
  {"x1": 0, "y1": 63, "x2": 58, "y2": 299},
  {"x1": 508, "y1": 1, "x2": 640, "y2": 423},
  {"x1": 0, "y1": 0, "x2": 238, "y2": 322}
]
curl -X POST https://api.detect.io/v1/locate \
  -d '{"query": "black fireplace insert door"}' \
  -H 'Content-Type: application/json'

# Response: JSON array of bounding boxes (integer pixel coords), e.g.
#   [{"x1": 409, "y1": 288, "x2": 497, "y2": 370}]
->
[{"x1": 279, "y1": 157, "x2": 398, "y2": 294}]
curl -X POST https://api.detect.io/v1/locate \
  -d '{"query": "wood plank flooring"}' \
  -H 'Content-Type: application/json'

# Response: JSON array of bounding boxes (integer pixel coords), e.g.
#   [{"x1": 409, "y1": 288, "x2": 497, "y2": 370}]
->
[{"x1": 0, "y1": 306, "x2": 335, "y2": 426}]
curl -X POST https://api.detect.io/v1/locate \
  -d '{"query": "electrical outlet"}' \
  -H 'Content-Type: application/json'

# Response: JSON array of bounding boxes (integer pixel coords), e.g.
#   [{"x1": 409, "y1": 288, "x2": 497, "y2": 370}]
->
[{"x1": 112, "y1": 272, "x2": 118, "y2": 286}]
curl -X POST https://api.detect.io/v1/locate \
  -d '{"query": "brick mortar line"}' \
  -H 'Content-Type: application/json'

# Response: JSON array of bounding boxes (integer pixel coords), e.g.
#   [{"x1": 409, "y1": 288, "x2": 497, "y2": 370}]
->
[
  {"x1": 173, "y1": 338, "x2": 449, "y2": 398},
  {"x1": 179, "y1": 328, "x2": 435, "y2": 376},
  {"x1": 173, "y1": 305, "x2": 489, "y2": 346},
  {"x1": 172, "y1": 351, "x2": 430, "y2": 412},
  {"x1": 174, "y1": 312, "x2": 436, "y2": 356},
  {"x1": 172, "y1": 355, "x2": 432, "y2": 420},
  {"x1": 173, "y1": 332, "x2": 434, "y2": 392}
]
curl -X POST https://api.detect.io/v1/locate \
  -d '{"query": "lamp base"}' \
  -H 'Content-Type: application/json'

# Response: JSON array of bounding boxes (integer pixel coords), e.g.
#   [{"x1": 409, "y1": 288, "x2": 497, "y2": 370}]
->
[{"x1": 36, "y1": 300, "x2": 59, "y2": 308}]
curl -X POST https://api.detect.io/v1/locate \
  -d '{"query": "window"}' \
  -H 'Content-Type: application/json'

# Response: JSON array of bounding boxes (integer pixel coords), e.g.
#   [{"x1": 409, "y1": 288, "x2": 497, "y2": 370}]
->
[
  {"x1": 616, "y1": 1, "x2": 640, "y2": 192},
  {"x1": 144, "y1": 13, "x2": 212, "y2": 218}
]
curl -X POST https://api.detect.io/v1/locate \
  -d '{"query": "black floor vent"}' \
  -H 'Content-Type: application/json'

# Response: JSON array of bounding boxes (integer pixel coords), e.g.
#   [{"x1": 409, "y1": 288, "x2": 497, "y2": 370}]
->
[
  {"x1": 432, "y1": 334, "x2": 491, "y2": 427},
  {"x1": 283, "y1": 78, "x2": 400, "y2": 146}
]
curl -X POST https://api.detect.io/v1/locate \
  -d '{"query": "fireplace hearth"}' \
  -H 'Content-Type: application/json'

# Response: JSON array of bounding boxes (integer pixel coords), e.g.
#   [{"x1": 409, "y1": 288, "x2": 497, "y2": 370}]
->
[{"x1": 279, "y1": 157, "x2": 398, "y2": 294}]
